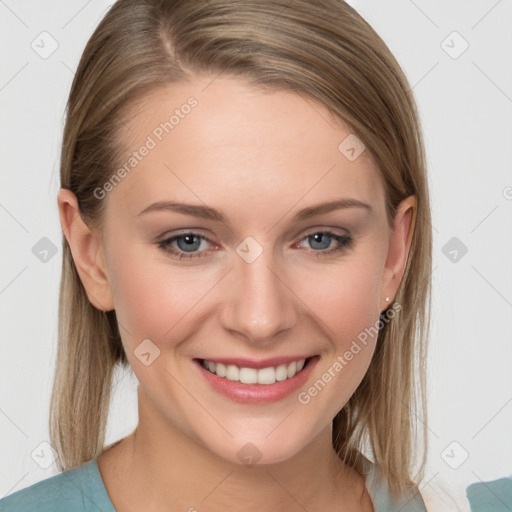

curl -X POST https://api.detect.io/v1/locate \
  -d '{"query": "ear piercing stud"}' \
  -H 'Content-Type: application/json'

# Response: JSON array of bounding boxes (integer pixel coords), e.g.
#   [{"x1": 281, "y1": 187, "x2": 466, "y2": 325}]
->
[{"x1": 385, "y1": 296, "x2": 391, "y2": 302}]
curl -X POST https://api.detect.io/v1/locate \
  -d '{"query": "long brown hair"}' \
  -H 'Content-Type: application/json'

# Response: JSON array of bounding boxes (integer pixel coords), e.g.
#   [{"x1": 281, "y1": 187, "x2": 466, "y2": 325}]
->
[{"x1": 51, "y1": 0, "x2": 432, "y2": 500}]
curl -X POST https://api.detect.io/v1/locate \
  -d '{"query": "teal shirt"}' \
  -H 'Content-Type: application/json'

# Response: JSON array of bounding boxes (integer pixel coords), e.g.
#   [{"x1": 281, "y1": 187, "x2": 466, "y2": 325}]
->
[
  {"x1": 0, "y1": 458, "x2": 427, "y2": 511},
  {"x1": 466, "y1": 475, "x2": 512, "y2": 512}
]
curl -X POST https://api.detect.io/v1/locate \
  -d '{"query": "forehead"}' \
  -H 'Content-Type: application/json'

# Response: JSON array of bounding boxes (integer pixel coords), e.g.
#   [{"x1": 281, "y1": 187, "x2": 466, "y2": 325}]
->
[{"x1": 109, "y1": 76, "x2": 385, "y2": 219}]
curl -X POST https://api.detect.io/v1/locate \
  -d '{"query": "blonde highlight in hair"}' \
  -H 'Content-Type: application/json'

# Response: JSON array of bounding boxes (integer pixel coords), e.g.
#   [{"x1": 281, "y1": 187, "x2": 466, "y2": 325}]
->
[{"x1": 50, "y1": 0, "x2": 432, "y2": 501}]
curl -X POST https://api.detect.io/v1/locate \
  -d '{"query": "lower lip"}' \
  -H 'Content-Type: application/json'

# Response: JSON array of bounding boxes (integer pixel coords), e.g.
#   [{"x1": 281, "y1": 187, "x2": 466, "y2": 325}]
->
[{"x1": 193, "y1": 356, "x2": 319, "y2": 404}]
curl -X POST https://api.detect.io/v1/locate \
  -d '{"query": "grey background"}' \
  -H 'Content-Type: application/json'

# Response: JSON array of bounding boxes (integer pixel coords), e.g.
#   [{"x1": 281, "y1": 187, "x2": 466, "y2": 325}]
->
[{"x1": 1, "y1": 1, "x2": 511, "y2": 510}]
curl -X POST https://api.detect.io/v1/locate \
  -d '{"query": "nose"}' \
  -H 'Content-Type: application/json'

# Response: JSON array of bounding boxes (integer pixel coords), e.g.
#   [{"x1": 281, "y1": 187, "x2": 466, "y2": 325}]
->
[{"x1": 219, "y1": 246, "x2": 297, "y2": 344}]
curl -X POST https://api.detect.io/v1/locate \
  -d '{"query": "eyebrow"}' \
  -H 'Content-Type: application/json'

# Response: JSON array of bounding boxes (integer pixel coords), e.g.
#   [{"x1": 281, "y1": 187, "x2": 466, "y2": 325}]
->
[{"x1": 137, "y1": 198, "x2": 372, "y2": 222}]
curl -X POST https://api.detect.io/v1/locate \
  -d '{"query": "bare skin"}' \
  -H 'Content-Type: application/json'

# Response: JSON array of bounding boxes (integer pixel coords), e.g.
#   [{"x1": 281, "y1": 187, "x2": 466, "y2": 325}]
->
[
  {"x1": 58, "y1": 75, "x2": 414, "y2": 511},
  {"x1": 97, "y1": 424, "x2": 374, "y2": 511}
]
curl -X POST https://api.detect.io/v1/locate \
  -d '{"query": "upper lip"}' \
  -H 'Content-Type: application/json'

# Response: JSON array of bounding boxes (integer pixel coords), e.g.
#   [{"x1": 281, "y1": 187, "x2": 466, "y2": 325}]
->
[{"x1": 197, "y1": 354, "x2": 316, "y2": 369}]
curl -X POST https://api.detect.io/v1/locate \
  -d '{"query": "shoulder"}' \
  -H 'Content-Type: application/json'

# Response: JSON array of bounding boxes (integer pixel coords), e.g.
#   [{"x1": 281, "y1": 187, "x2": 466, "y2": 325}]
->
[
  {"x1": 466, "y1": 475, "x2": 512, "y2": 512},
  {"x1": 361, "y1": 458, "x2": 428, "y2": 512},
  {"x1": 0, "y1": 460, "x2": 113, "y2": 512}
]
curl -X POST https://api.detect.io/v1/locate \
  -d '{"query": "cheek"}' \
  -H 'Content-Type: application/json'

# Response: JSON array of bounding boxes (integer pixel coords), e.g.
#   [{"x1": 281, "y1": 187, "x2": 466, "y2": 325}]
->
[
  {"x1": 292, "y1": 255, "x2": 384, "y2": 403},
  {"x1": 298, "y1": 258, "x2": 382, "y2": 343},
  {"x1": 107, "y1": 244, "x2": 207, "y2": 348}
]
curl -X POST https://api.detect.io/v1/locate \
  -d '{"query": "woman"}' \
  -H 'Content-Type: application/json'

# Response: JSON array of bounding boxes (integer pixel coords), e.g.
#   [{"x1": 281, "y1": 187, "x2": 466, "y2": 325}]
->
[{"x1": 0, "y1": 1, "x2": 432, "y2": 510}]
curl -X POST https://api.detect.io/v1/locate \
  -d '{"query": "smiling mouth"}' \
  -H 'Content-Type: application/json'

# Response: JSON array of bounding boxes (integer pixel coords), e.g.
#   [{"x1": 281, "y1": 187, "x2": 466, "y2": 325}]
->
[{"x1": 197, "y1": 356, "x2": 316, "y2": 385}]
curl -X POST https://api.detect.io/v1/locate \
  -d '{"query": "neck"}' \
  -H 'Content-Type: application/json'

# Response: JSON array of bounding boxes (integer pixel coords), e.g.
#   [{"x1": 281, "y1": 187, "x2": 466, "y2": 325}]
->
[{"x1": 101, "y1": 388, "x2": 366, "y2": 511}]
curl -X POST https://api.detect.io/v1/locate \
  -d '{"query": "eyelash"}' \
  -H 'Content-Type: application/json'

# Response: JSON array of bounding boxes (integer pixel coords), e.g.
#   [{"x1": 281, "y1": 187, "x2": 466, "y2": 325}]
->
[{"x1": 157, "y1": 230, "x2": 354, "y2": 260}]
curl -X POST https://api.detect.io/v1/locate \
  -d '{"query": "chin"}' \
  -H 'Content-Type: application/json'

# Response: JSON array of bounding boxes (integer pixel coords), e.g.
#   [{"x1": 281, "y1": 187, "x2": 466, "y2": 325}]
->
[{"x1": 201, "y1": 425, "x2": 314, "y2": 468}]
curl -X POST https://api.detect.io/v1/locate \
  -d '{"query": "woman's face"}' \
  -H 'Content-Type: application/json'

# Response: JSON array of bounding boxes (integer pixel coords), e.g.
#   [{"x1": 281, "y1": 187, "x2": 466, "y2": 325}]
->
[{"x1": 86, "y1": 76, "x2": 413, "y2": 465}]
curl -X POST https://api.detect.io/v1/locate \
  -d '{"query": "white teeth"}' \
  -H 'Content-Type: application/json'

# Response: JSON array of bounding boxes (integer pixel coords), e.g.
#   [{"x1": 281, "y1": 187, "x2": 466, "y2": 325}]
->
[
  {"x1": 226, "y1": 365, "x2": 239, "y2": 381},
  {"x1": 275, "y1": 364, "x2": 289, "y2": 381},
  {"x1": 239, "y1": 367, "x2": 258, "y2": 384},
  {"x1": 216, "y1": 362, "x2": 226, "y2": 377},
  {"x1": 257, "y1": 367, "x2": 276, "y2": 385},
  {"x1": 201, "y1": 358, "x2": 308, "y2": 385}
]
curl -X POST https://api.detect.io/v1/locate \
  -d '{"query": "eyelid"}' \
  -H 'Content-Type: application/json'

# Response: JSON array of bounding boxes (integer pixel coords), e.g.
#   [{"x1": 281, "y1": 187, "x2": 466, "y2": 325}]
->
[{"x1": 299, "y1": 225, "x2": 350, "y2": 237}]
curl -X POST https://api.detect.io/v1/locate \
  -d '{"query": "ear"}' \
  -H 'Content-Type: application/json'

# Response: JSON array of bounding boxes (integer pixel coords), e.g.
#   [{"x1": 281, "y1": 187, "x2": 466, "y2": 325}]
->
[
  {"x1": 57, "y1": 188, "x2": 114, "y2": 311},
  {"x1": 380, "y1": 195, "x2": 416, "y2": 312}
]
